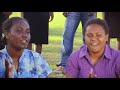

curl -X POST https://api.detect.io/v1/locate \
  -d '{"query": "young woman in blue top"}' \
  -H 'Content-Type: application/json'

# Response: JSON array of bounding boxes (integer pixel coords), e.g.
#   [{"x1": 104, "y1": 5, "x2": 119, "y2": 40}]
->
[{"x1": 0, "y1": 17, "x2": 52, "y2": 78}]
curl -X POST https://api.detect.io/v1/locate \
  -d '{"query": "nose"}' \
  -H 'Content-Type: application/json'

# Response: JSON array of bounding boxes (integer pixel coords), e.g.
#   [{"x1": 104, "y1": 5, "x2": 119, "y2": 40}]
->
[
  {"x1": 90, "y1": 35, "x2": 97, "y2": 41},
  {"x1": 22, "y1": 33, "x2": 28, "y2": 39}
]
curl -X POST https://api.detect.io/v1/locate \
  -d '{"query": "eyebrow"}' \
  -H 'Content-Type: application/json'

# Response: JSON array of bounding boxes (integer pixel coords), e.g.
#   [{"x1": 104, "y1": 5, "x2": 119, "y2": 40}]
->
[
  {"x1": 16, "y1": 27, "x2": 30, "y2": 30},
  {"x1": 86, "y1": 32, "x2": 103, "y2": 34}
]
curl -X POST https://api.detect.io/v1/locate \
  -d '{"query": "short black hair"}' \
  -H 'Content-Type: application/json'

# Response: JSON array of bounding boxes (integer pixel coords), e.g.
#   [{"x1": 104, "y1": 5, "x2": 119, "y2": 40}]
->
[
  {"x1": 2, "y1": 17, "x2": 28, "y2": 32},
  {"x1": 83, "y1": 18, "x2": 109, "y2": 37},
  {"x1": 1, "y1": 17, "x2": 28, "y2": 45}
]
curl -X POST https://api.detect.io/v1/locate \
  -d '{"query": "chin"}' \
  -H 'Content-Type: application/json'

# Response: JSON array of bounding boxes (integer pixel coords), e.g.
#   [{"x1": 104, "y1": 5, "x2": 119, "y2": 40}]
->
[
  {"x1": 91, "y1": 49, "x2": 100, "y2": 53},
  {"x1": 92, "y1": 51, "x2": 99, "y2": 53},
  {"x1": 89, "y1": 48, "x2": 99, "y2": 53},
  {"x1": 22, "y1": 46, "x2": 27, "y2": 49},
  {"x1": 18, "y1": 46, "x2": 26, "y2": 50}
]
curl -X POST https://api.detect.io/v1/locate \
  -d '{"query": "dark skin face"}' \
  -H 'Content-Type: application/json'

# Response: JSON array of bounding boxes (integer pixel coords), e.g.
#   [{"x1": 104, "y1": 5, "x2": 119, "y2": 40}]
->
[
  {"x1": 4, "y1": 19, "x2": 31, "y2": 51},
  {"x1": 85, "y1": 24, "x2": 108, "y2": 54},
  {"x1": 85, "y1": 24, "x2": 109, "y2": 67}
]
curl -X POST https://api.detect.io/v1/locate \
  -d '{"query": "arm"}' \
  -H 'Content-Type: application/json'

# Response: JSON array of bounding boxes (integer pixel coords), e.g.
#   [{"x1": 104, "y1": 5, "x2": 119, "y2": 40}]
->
[
  {"x1": 117, "y1": 75, "x2": 120, "y2": 78},
  {"x1": 115, "y1": 53, "x2": 120, "y2": 78},
  {"x1": 63, "y1": 12, "x2": 69, "y2": 17},
  {"x1": 36, "y1": 54, "x2": 52, "y2": 78},
  {"x1": 3, "y1": 12, "x2": 12, "y2": 18},
  {"x1": 64, "y1": 53, "x2": 79, "y2": 78},
  {"x1": 49, "y1": 12, "x2": 54, "y2": 22}
]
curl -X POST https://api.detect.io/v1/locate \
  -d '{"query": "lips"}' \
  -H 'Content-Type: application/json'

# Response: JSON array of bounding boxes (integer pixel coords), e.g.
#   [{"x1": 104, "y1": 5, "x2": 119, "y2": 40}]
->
[
  {"x1": 91, "y1": 43, "x2": 99, "y2": 46},
  {"x1": 22, "y1": 40, "x2": 27, "y2": 43},
  {"x1": 21, "y1": 40, "x2": 28, "y2": 44}
]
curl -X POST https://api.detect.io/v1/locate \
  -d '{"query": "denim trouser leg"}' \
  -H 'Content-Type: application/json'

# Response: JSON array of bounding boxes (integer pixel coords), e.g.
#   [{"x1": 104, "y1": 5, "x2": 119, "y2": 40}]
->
[{"x1": 59, "y1": 12, "x2": 81, "y2": 67}]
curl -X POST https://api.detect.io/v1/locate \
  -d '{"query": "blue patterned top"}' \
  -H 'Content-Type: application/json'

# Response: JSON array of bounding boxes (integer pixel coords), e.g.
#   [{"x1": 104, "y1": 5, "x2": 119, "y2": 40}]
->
[{"x1": 0, "y1": 48, "x2": 52, "y2": 78}]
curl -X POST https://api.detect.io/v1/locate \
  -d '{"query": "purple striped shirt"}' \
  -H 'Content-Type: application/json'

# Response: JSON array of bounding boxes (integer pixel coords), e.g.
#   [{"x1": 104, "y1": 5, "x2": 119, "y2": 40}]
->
[{"x1": 65, "y1": 45, "x2": 120, "y2": 78}]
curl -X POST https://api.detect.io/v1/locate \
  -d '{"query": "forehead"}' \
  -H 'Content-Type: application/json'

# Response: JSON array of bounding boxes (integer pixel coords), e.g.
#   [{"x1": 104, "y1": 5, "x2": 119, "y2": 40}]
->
[
  {"x1": 12, "y1": 20, "x2": 30, "y2": 28},
  {"x1": 86, "y1": 24, "x2": 105, "y2": 34}
]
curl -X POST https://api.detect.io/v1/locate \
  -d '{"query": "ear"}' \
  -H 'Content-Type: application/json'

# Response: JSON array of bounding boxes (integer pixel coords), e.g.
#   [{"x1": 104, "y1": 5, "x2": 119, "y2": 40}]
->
[
  {"x1": 3, "y1": 30, "x2": 9, "y2": 39},
  {"x1": 106, "y1": 34, "x2": 109, "y2": 41}
]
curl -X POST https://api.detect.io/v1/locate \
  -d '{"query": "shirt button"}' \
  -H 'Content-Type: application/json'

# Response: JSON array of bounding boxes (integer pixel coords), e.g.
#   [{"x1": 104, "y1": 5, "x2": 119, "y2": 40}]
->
[{"x1": 18, "y1": 72, "x2": 21, "y2": 75}]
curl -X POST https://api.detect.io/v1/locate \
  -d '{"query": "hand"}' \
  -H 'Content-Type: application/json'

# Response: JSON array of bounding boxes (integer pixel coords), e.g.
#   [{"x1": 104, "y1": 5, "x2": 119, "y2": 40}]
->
[
  {"x1": 5, "y1": 59, "x2": 15, "y2": 78},
  {"x1": 63, "y1": 12, "x2": 69, "y2": 17},
  {"x1": 88, "y1": 68, "x2": 97, "y2": 78},
  {"x1": 49, "y1": 12, "x2": 54, "y2": 22},
  {"x1": 3, "y1": 12, "x2": 12, "y2": 18},
  {"x1": 88, "y1": 12, "x2": 94, "y2": 16}
]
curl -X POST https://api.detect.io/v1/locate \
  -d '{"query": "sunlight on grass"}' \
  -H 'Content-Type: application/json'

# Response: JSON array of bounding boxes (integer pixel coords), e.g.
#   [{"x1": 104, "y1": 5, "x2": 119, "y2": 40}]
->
[
  {"x1": 9, "y1": 12, "x2": 21, "y2": 18},
  {"x1": 49, "y1": 12, "x2": 65, "y2": 29},
  {"x1": 97, "y1": 12, "x2": 103, "y2": 19}
]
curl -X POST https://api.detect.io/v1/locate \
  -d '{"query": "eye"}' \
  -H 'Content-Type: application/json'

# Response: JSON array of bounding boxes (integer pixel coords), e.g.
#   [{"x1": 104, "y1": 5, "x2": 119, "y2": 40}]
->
[
  {"x1": 87, "y1": 34, "x2": 93, "y2": 38},
  {"x1": 96, "y1": 34, "x2": 102, "y2": 38},
  {"x1": 16, "y1": 28, "x2": 23, "y2": 34},
  {"x1": 26, "y1": 29, "x2": 30, "y2": 34}
]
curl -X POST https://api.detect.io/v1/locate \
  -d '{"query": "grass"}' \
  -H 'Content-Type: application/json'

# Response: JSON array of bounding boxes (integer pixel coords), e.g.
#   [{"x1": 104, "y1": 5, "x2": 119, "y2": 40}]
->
[{"x1": 10, "y1": 12, "x2": 117, "y2": 70}]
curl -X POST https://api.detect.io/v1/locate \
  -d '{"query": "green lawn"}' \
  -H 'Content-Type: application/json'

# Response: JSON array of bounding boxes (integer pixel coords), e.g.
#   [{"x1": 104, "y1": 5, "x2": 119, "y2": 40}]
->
[{"x1": 10, "y1": 12, "x2": 117, "y2": 70}]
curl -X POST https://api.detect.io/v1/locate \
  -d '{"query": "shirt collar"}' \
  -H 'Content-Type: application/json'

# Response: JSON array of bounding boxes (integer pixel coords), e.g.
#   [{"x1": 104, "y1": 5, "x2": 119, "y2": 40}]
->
[
  {"x1": 0, "y1": 47, "x2": 13, "y2": 63},
  {"x1": 0, "y1": 47, "x2": 27, "y2": 63},
  {"x1": 79, "y1": 45, "x2": 88, "y2": 58},
  {"x1": 79, "y1": 44, "x2": 112, "y2": 60},
  {"x1": 104, "y1": 45, "x2": 112, "y2": 60},
  {"x1": 0, "y1": 47, "x2": 7, "y2": 55}
]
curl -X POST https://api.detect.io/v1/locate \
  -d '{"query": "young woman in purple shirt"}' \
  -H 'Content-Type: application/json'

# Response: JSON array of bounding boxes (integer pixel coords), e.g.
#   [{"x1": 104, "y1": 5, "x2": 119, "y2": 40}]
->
[{"x1": 65, "y1": 18, "x2": 120, "y2": 78}]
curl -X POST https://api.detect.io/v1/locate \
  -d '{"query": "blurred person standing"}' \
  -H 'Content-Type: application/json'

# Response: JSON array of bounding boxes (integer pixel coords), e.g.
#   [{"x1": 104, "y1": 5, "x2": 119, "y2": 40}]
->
[
  {"x1": 23, "y1": 12, "x2": 54, "y2": 53},
  {"x1": 104, "y1": 12, "x2": 120, "y2": 50}
]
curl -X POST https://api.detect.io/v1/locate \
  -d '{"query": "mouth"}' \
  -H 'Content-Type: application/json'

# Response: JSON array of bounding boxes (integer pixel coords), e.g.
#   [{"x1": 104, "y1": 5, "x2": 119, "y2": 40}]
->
[
  {"x1": 21, "y1": 40, "x2": 28, "y2": 45},
  {"x1": 90, "y1": 43, "x2": 99, "y2": 47}
]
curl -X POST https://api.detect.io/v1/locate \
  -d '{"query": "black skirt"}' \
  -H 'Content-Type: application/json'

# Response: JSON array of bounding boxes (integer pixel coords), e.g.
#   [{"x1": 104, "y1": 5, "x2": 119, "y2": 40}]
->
[
  {"x1": 24, "y1": 12, "x2": 49, "y2": 44},
  {"x1": 105, "y1": 12, "x2": 120, "y2": 38}
]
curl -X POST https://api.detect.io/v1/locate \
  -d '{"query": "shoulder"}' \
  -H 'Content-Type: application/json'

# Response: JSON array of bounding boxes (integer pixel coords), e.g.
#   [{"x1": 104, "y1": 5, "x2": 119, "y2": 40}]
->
[
  {"x1": 113, "y1": 50, "x2": 120, "y2": 60},
  {"x1": 110, "y1": 47, "x2": 120, "y2": 57},
  {"x1": 24, "y1": 49, "x2": 43, "y2": 59},
  {"x1": 0, "y1": 49, "x2": 6, "y2": 61},
  {"x1": 68, "y1": 46, "x2": 86, "y2": 63},
  {"x1": 70, "y1": 45, "x2": 86, "y2": 59},
  {"x1": 69, "y1": 49, "x2": 80, "y2": 60},
  {"x1": 108, "y1": 46, "x2": 120, "y2": 62},
  {"x1": 24, "y1": 49, "x2": 45, "y2": 61}
]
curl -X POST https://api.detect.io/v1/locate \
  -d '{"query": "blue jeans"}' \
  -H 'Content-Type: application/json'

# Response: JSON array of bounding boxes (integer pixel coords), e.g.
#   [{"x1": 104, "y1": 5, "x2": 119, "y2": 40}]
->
[{"x1": 58, "y1": 12, "x2": 97, "y2": 67}]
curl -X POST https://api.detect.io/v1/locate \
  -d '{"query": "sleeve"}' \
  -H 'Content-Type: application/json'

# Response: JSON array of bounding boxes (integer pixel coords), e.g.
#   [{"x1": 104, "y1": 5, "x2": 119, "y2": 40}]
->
[
  {"x1": 115, "y1": 53, "x2": 120, "y2": 77},
  {"x1": 64, "y1": 53, "x2": 79, "y2": 78},
  {"x1": 35, "y1": 54, "x2": 52, "y2": 78},
  {"x1": 0, "y1": 61, "x2": 5, "y2": 78},
  {"x1": 0, "y1": 54, "x2": 5, "y2": 78}
]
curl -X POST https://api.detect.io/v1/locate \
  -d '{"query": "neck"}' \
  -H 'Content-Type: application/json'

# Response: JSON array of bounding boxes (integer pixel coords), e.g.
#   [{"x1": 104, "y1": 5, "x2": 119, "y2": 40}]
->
[
  {"x1": 6, "y1": 45, "x2": 23, "y2": 60},
  {"x1": 89, "y1": 48, "x2": 105, "y2": 66}
]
